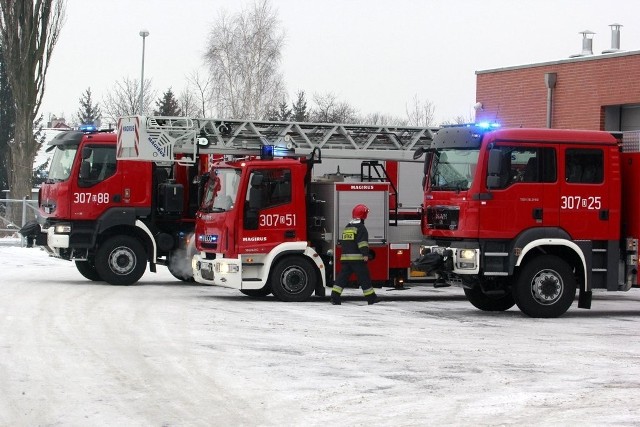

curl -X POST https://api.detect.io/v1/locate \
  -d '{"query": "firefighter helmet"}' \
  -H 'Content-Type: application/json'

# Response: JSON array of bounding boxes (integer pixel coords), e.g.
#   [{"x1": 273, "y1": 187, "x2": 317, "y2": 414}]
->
[{"x1": 352, "y1": 204, "x2": 369, "y2": 220}]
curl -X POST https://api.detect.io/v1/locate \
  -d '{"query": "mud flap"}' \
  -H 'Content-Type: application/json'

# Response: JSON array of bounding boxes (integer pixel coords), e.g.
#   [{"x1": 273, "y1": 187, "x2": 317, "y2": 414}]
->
[{"x1": 578, "y1": 289, "x2": 592, "y2": 309}]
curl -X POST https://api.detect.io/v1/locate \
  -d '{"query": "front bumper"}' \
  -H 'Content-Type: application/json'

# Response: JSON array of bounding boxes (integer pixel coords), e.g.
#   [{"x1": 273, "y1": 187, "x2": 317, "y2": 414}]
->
[
  {"x1": 192, "y1": 253, "x2": 244, "y2": 289},
  {"x1": 47, "y1": 226, "x2": 70, "y2": 250},
  {"x1": 421, "y1": 245, "x2": 480, "y2": 275}
]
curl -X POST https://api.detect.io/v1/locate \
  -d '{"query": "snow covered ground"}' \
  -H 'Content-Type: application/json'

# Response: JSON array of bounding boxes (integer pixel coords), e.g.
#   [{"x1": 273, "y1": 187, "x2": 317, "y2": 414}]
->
[{"x1": 1, "y1": 242, "x2": 640, "y2": 426}]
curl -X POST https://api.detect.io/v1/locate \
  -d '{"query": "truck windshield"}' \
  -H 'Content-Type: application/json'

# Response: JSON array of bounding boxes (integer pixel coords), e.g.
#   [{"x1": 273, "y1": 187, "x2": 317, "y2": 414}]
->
[
  {"x1": 429, "y1": 148, "x2": 480, "y2": 191},
  {"x1": 47, "y1": 146, "x2": 78, "y2": 182},
  {"x1": 201, "y1": 168, "x2": 241, "y2": 213}
]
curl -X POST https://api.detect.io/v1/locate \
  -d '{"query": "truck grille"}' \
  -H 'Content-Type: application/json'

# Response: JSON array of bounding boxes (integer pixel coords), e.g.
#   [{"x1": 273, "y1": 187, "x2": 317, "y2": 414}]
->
[{"x1": 426, "y1": 206, "x2": 459, "y2": 230}]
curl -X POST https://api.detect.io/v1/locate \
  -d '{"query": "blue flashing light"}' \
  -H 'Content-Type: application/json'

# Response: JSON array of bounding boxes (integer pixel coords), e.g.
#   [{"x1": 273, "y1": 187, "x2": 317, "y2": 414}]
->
[
  {"x1": 476, "y1": 121, "x2": 501, "y2": 130},
  {"x1": 260, "y1": 145, "x2": 274, "y2": 160},
  {"x1": 198, "y1": 234, "x2": 218, "y2": 243},
  {"x1": 273, "y1": 145, "x2": 292, "y2": 157},
  {"x1": 79, "y1": 124, "x2": 98, "y2": 132}
]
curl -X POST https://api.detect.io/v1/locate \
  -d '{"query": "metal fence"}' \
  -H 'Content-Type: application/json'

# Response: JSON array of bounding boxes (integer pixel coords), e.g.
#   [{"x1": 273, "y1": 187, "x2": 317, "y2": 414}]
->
[{"x1": 0, "y1": 198, "x2": 40, "y2": 245}]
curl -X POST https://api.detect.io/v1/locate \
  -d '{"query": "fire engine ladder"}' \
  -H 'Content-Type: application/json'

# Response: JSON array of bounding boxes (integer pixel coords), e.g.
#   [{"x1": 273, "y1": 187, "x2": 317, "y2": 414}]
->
[
  {"x1": 116, "y1": 115, "x2": 439, "y2": 164},
  {"x1": 116, "y1": 115, "x2": 438, "y2": 227}
]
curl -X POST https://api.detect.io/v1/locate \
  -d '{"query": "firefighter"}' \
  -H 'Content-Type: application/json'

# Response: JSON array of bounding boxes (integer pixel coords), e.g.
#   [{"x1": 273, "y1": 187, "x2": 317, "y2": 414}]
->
[{"x1": 331, "y1": 204, "x2": 379, "y2": 305}]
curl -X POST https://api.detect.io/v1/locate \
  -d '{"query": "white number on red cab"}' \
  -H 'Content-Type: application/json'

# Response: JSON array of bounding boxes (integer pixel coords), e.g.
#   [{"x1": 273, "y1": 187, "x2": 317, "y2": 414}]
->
[
  {"x1": 259, "y1": 213, "x2": 296, "y2": 227},
  {"x1": 560, "y1": 195, "x2": 601, "y2": 210},
  {"x1": 73, "y1": 192, "x2": 110, "y2": 204}
]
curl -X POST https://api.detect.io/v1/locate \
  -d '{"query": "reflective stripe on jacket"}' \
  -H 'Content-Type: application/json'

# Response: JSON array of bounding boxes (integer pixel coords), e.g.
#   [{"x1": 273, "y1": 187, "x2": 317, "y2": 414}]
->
[{"x1": 339, "y1": 220, "x2": 369, "y2": 262}]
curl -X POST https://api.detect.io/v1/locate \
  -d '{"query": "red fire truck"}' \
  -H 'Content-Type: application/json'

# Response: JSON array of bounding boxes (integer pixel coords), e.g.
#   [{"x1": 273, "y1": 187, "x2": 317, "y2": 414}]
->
[
  {"x1": 417, "y1": 124, "x2": 640, "y2": 317},
  {"x1": 35, "y1": 127, "x2": 206, "y2": 285},
  {"x1": 115, "y1": 116, "x2": 438, "y2": 299}
]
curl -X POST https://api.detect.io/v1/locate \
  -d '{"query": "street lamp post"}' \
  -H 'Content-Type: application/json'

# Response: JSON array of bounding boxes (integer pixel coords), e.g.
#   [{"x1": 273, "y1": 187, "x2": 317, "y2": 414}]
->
[{"x1": 139, "y1": 29, "x2": 150, "y2": 114}]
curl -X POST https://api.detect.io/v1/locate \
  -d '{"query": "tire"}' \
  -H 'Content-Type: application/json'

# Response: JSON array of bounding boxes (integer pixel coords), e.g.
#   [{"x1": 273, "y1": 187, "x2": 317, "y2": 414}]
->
[
  {"x1": 269, "y1": 256, "x2": 317, "y2": 302},
  {"x1": 95, "y1": 236, "x2": 147, "y2": 286},
  {"x1": 75, "y1": 258, "x2": 102, "y2": 281},
  {"x1": 513, "y1": 255, "x2": 576, "y2": 318},
  {"x1": 168, "y1": 263, "x2": 195, "y2": 282},
  {"x1": 463, "y1": 286, "x2": 515, "y2": 312},
  {"x1": 167, "y1": 253, "x2": 195, "y2": 282},
  {"x1": 167, "y1": 238, "x2": 196, "y2": 282},
  {"x1": 240, "y1": 285, "x2": 272, "y2": 298}
]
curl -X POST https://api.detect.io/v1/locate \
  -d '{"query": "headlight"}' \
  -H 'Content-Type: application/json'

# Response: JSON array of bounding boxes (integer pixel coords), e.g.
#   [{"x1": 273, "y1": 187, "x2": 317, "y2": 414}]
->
[
  {"x1": 215, "y1": 262, "x2": 240, "y2": 274},
  {"x1": 459, "y1": 249, "x2": 475, "y2": 260},
  {"x1": 54, "y1": 224, "x2": 71, "y2": 233}
]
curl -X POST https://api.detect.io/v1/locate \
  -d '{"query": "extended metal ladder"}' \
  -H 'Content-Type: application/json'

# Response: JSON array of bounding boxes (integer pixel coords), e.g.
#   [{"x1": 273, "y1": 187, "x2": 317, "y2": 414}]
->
[{"x1": 116, "y1": 115, "x2": 439, "y2": 163}]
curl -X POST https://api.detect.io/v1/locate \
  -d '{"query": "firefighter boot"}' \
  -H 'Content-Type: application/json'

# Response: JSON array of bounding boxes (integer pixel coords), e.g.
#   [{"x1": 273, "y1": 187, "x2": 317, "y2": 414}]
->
[
  {"x1": 365, "y1": 292, "x2": 380, "y2": 305},
  {"x1": 330, "y1": 291, "x2": 341, "y2": 305}
]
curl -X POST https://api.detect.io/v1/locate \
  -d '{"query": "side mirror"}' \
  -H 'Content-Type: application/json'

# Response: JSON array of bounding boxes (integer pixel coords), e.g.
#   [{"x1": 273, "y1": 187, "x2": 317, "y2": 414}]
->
[
  {"x1": 79, "y1": 160, "x2": 91, "y2": 180},
  {"x1": 487, "y1": 149, "x2": 503, "y2": 189},
  {"x1": 82, "y1": 147, "x2": 92, "y2": 160},
  {"x1": 487, "y1": 149, "x2": 502, "y2": 175}
]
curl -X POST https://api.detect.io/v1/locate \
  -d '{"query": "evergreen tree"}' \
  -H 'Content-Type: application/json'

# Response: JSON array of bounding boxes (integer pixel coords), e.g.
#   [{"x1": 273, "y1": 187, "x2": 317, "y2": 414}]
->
[
  {"x1": 291, "y1": 90, "x2": 308, "y2": 122},
  {"x1": 154, "y1": 88, "x2": 182, "y2": 116},
  {"x1": 265, "y1": 97, "x2": 291, "y2": 121},
  {"x1": 76, "y1": 87, "x2": 102, "y2": 127},
  {"x1": 0, "y1": 46, "x2": 15, "y2": 192}
]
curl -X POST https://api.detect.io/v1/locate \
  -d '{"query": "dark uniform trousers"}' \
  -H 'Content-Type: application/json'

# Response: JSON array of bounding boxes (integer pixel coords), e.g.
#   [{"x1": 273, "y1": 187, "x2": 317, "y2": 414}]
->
[{"x1": 334, "y1": 261, "x2": 373, "y2": 295}]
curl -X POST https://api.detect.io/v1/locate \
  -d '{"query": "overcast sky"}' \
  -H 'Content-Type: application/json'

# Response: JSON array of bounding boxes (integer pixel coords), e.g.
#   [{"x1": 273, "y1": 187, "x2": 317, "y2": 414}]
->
[{"x1": 40, "y1": 0, "x2": 640, "y2": 125}]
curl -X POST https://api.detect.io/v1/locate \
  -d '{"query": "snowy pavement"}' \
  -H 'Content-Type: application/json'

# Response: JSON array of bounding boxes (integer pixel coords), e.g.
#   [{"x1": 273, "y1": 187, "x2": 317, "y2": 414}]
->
[{"x1": 1, "y1": 244, "x2": 640, "y2": 426}]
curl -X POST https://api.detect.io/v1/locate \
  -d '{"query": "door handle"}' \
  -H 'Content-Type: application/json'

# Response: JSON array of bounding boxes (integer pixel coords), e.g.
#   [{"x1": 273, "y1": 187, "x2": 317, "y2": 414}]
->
[
  {"x1": 285, "y1": 230, "x2": 296, "y2": 238},
  {"x1": 532, "y1": 208, "x2": 543, "y2": 221}
]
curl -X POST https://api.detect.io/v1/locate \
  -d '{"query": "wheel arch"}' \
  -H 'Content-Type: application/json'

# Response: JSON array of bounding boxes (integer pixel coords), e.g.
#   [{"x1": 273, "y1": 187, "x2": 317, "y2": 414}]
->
[
  {"x1": 95, "y1": 221, "x2": 156, "y2": 264},
  {"x1": 267, "y1": 242, "x2": 326, "y2": 295},
  {"x1": 94, "y1": 208, "x2": 156, "y2": 264},
  {"x1": 515, "y1": 239, "x2": 586, "y2": 292}
]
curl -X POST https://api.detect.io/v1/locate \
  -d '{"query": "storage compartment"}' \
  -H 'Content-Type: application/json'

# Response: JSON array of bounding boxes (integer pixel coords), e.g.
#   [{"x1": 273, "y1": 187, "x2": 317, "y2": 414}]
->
[{"x1": 158, "y1": 182, "x2": 184, "y2": 215}]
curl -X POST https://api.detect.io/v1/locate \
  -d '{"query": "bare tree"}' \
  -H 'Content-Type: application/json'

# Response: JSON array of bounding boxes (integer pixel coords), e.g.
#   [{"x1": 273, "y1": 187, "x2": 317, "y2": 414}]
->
[
  {"x1": 310, "y1": 92, "x2": 358, "y2": 123},
  {"x1": 102, "y1": 77, "x2": 156, "y2": 124},
  {"x1": 406, "y1": 94, "x2": 436, "y2": 127},
  {"x1": 204, "y1": 0, "x2": 285, "y2": 119},
  {"x1": 0, "y1": 0, "x2": 65, "y2": 199},
  {"x1": 186, "y1": 70, "x2": 213, "y2": 117},
  {"x1": 360, "y1": 112, "x2": 408, "y2": 126},
  {"x1": 441, "y1": 114, "x2": 473, "y2": 126},
  {"x1": 178, "y1": 87, "x2": 200, "y2": 117}
]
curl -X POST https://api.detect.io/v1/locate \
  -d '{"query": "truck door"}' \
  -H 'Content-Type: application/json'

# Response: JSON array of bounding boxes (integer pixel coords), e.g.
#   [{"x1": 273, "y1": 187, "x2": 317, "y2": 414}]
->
[
  {"x1": 559, "y1": 147, "x2": 612, "y2": 240},
  {"x1": 240, "y1": 166, "x2": 303, "y2": 253},
  {"x1": 70, "y1": 144, "x2": 121, "y2": 218},
  {"x1": 480, "y1": 145, "x2": 558, "y2": 239}
]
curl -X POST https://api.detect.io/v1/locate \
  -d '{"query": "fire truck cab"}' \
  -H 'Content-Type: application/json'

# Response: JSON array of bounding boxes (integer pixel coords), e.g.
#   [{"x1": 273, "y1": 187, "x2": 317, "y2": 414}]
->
[
  {"x1": 419, "y1": 124, "x2": 638, "y2": 317},
  {"x1": 36, "y1": 129, "x2": 200, "y2": 285}
]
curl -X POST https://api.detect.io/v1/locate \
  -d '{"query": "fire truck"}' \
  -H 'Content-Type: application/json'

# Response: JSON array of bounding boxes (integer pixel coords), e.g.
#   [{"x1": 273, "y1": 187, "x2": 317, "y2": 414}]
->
[
  {"x1": 417, "y1": 124, "x2": 640, "y2": 317},
  {"x1": 35, "y1": 127, "x2": 206, "y2": 285},
  {"x1": 116, "y1": 116, "x2": 438, "y2": 299}
]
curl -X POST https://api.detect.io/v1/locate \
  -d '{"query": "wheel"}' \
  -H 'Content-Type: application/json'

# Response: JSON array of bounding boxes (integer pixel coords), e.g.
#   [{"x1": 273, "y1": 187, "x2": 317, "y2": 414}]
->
[
  {"x1": 269, "y1": 256, "x2": 317, "y2": 302},
  {"x1": 75, "y1": 258, "x2": 102, "y2": 281},
  {"x1": 240, "y1": 285, "x2": 272, "y2": 297},
  {"x1": 168, "y1": 262, "x2": 195, "y2": 282},
  {"x1": 513, "y1": 255, "x2": 576, "y2": 318},
  {"x1": 167, "y1": 252, "x2": 195, "y2": 282},
  {"x1": 463, "y1": 286, "x2": 515, "y2": 311},
  {"x1": 95, "y1": 236, "x2": 147, "y2": 286}
]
